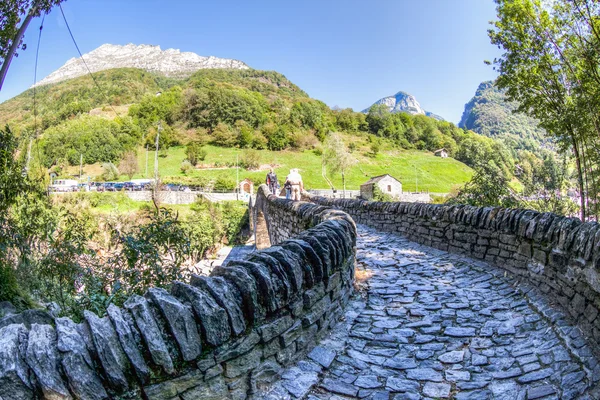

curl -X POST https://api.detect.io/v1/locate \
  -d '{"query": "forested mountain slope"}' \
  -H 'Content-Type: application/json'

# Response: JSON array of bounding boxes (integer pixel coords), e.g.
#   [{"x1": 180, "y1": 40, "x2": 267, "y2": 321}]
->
[{"x1": 459, "y1": 81, "x2": 547, "y2": 151}]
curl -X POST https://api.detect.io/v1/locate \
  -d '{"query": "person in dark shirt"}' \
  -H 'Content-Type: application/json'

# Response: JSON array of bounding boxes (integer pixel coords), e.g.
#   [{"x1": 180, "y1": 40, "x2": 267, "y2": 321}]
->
[{"x1": 266, "y1": 168, "x2": 278, "y2": 195}]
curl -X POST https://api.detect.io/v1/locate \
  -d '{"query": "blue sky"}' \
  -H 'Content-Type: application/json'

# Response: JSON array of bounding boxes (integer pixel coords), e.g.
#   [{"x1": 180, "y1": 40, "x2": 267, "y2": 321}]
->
[{"x1": 1, "y1": 0, "x2": 500, "y2": 123}]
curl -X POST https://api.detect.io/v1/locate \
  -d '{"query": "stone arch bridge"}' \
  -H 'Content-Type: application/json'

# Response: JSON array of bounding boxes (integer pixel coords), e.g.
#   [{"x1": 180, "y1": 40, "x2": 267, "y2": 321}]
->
[{"x1": 1, "y1": 185, "x2": 599, "y2": 399}]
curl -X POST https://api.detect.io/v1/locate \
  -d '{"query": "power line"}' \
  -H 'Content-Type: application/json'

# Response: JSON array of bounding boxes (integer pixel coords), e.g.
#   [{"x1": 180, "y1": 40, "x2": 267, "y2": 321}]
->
[
  {"x1": 33, "y1": 14, "x2": 45, "y2": 180},
  {"x1": 58, "y1": 4, "x2": 121, "y2": 118}
]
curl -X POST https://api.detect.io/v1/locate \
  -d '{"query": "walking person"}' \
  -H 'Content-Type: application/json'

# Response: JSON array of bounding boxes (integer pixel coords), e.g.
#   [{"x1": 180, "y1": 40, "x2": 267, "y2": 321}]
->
[
  {"x1": 266, "y1": 168, "x2": 278, "y2": 196},
  {"x1": 287, "y1": 168, "x2": 304, "y2": 201},
  {"x1": 284, "y1": 176, "x2": 292, "y2": 200}
]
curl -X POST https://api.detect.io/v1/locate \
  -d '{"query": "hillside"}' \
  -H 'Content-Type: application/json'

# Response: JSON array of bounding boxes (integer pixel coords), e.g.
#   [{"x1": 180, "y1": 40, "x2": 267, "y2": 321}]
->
[
  {"x1": 1, "y1": 55, "x2": 485, "y2": 193},
  {"x1": 0, "y1": 68, "x2": 307, "y2": 131},
  {"x1": 459, "y1": 81, "x2": 547, "y2": 150}
]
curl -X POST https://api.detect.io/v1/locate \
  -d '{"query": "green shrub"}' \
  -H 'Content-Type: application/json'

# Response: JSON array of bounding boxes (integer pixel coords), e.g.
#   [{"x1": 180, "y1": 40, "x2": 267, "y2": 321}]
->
[
  {"x1": 0, "y1": 261, "x2": 24, "y2": 305},
  {"x1": 373, "y1": 185, "x2": 394, "y2": 202},
  {"x1": 214, "y1": 177, "x2": 236, "y2": 191},
  {"x1": 240, "y1": 150, "x2": 261, "y2": 170},
  {"x1": 181, "y1": 160, "x2": 193, "y2": 174},
  {"x1": 101, "y1": 162, "x2": 120, "y2": 181},
  {"x1": 185, "y1": 142, "x2": 206, "y2": 166},
  {"x1": 218, "y1": 201, "x2": 249, "y2": 245}
]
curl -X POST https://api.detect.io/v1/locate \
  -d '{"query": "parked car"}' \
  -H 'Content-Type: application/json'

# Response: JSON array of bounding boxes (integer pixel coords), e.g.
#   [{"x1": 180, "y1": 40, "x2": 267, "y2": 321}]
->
[
  {"x1": 130, "y1": 179, "x2": 154, "y2": 190},
  {"x1": 103, "y1": 182, "x2": 116, "y2": 192},
  {"x1": 113, "y1": 182, "x2": 125, "y2": 191},
  {"x1": 124, "y1": 182, "x2": 143, "y2": 191},
  {"x1": 49, "y1": 179, "x2": 78, "y2": 192}
]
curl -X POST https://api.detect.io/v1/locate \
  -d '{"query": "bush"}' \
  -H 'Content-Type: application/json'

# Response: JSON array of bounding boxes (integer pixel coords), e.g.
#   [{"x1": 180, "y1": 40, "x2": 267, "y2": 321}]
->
[
  {"x1": 181, "y1": 160, "x2": 193, "y2": 174},
  {"x1": 212, "y1": 123, "x2": 237, "y2": 147},
  {"x1": 373, "y1": 185, "x2": 394, "y2": 202},
  {"x1": 101, "y1": 162, "x2": 120, "y2": 181},
  {"x1": 290, "y1": 130, "x2": 319, "y2": 150},
  {"x1": 252, "y1": 132, "x2": 268, "y2": 150},
  {"x1": 370, "y1": 141, "x2": 381, "y2": 157},
  {"x1": 240, "y1": 150, "x2": 261, "y2": 170},
  {"x1": 186, "y1": 142, "x2": 206, "y2": 166},
  {"x1": 219, "y1": 201, "x2": 249, "y2": 244},
  {"x1": 0, "y1": 261, "x2": 24, "y2": 305},
  {"x1": 214, "y1": 177, "x2": 236, "y2": 191}
]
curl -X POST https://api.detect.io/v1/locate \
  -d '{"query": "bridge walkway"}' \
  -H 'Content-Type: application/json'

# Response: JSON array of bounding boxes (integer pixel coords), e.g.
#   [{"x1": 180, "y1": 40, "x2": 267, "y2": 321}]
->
[{"x1": 266, "y1": 225, "x2": 600, "y2": 400}]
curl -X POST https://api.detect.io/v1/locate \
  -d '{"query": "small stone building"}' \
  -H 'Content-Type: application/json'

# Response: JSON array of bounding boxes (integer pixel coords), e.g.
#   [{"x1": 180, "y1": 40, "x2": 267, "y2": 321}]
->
[
  {"x1": 360, "y1": 174, "x2": 402, "y2": 200},
  {"x1": 239, "y1": 178, "x2": 254, "y2": 196},
  {"x1": 434, "y1": 148, "x2": 448, "y2": 158}
]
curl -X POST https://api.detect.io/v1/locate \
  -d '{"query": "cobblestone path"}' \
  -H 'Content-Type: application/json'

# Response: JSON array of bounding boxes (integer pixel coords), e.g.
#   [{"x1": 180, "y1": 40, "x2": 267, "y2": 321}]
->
[{"x1": 267, "y1": 225, "x2": 600, "y2": 400}]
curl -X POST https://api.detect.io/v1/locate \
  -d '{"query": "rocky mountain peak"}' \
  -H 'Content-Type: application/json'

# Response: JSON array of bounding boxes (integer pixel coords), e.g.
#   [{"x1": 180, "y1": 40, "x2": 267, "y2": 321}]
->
[
  {"x1": 364, "y1": 91, "x2": 444, "y2": 120},
  {"x1": 34, "y1": 43, "x2": 249, "y2": 87}
]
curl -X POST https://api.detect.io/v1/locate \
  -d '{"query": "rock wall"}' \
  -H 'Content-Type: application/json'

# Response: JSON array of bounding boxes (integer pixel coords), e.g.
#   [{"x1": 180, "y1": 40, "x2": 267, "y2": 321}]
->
[
  {"x1": 0, "y1": 187, "x2": 356, "y2": 400},
  {"x1": 307, "y1": 195, "x2": 600, "y2": 355}
]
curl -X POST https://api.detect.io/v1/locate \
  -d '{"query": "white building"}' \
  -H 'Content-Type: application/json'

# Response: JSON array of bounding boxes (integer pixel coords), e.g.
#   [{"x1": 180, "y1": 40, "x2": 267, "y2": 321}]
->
[
  {"x1": 434, "y1": 148, "x2": 449, "y2": 158},
  {"x1": 360, "y1": 174, "x2": 402, "y2": 200}
]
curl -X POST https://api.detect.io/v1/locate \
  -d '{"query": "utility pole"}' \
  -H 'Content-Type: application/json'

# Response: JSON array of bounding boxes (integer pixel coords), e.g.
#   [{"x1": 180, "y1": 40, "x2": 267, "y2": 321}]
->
[
  {"x1": 145, "y1": 144, "x2": 149, "y2": 177},
  {"x1": 414, "y1": 165, "x2": 418, "y2": 193},
  {"x1": 79, "y1": 153, "x2": 83, "y2": 179},
  {"x1": 154, "y1": 122, "x2": 161, "y2": 183},
  {"x1": 236, "y1": 152, "x2": 239, "y2": 201}
]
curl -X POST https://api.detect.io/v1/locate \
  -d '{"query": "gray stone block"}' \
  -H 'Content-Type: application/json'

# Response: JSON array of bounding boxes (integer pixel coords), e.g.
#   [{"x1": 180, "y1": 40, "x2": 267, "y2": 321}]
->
[
  {"x1": 26, "y1": 324, "x2": 72, "y2": 399},
  {"x1": 171, "y1": 282, "x2": 231, "y2": 347},
  {"x1": 190, "y1": 275, "x2": 247, "y2": 337},
  {"x1": 146, "y1": 288, "x2": 201, "y2": 361},
  {"x1": 0, "y1": 324, "x2": 34, "y2": 400},
  {"x1": 124, "y1": 294, "x2": 175, "y2": 374}
]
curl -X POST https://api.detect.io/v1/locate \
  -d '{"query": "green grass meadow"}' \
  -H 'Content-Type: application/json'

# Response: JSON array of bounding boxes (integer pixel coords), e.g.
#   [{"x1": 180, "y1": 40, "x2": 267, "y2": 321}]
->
[
  {"x1": 135, "y1": 146, "x2": 473, "y2": 193},
  {"x1": 70, "y1": 145, "x2": 473, "y2": 193}
]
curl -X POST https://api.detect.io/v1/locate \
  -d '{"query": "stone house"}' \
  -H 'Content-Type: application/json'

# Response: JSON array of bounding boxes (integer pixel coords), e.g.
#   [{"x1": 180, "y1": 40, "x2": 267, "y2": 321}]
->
[
  {"x1": 360, "y1": 174, "x2": 402, "y2": 200},
  {"x1": 434, "y1": 148, "x2": 448, "y2": 158}
]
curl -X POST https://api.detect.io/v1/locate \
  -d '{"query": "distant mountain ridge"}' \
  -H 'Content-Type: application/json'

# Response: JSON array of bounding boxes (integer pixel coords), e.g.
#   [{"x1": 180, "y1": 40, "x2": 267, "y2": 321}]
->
[
  {"x1": 364, "y1": 91, "x2": 444, "y2": 120},
  {"x1": 34, "y1": 43, "x2": 249, "y2": 87}
]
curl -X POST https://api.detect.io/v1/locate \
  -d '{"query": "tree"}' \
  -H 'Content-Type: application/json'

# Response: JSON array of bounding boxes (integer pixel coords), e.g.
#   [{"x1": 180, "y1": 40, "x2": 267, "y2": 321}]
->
[
  {"x1": 119, "y1": 151, "x2": 138, "y2": 180},
  {"x1": 101, "y1": 162, "x2": 119, "y2": 181},
  {"x1": 323, "y1": 132, "x2": 357, "y2": 198},
  {"x1": 240, "y1": 149, "x2": 261, "y2": 170},
  {"x1": 185, "y1": 142, "x2": 206, "y2": 166},
  {"x1": 489, "y1": 0, "x2": 600, "y2": 220},
  {"x1": 145, "y1": 122, "x2": 177, "y2": 151},
  {"x1": 1, "y1": 0, "x2": 66, "y2": 89},
  {"x1": 448, "y1": 160, "x2": 519, "y2": 208},
  {"x1": 212, "y1": 122, "x2": 237, "y2": 147}
]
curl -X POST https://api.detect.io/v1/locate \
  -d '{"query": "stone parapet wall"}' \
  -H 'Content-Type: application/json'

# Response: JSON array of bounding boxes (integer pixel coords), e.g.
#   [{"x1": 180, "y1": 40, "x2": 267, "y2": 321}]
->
[
  {"x1": 253, "y1": 185, "x2": 357, "y2": 247},
  {"x1": 0, "y1": 187, "x2": 356, "y2": 400},
  {"x1": 307, "y1": 195, "x2": 600, "y2": 355}
]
